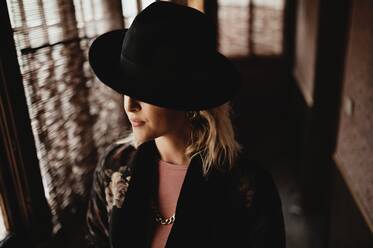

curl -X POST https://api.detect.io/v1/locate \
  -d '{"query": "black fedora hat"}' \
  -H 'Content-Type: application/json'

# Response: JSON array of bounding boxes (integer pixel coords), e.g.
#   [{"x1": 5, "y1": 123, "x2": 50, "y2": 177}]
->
[{"x1": 88, "y1": 1, "x2": 242, "y2": 111}]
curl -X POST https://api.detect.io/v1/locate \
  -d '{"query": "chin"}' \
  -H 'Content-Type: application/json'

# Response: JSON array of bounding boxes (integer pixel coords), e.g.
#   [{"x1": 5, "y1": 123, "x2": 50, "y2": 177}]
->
[{"x1": 133, "y1": 131, "x2": 156, "y2": 145}]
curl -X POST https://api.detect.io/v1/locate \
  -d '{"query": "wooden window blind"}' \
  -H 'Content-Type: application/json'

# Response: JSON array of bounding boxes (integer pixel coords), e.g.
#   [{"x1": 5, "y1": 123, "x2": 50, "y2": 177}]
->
[
  {"x1": 122, "y1": 0, "x2": 159, "y2": 28},
  {"x1": 6, "y1": 0, "x2": 128, "y2": 234},
  {"x1": 218, "y1": 0, "x2": 285, "y2": 57}
]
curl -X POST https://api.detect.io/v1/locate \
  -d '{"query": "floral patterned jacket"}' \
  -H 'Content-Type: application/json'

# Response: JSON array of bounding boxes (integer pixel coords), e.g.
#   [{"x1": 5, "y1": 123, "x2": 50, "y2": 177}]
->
[{"x1": 85, "y1": 139, "x2": 286, "y2": 248}]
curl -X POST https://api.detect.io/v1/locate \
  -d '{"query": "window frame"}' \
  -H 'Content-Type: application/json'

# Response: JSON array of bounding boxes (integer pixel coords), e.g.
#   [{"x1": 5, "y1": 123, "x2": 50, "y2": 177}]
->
[{"x1": 0, "y1": 1, "x2": 53, "y2": 247}]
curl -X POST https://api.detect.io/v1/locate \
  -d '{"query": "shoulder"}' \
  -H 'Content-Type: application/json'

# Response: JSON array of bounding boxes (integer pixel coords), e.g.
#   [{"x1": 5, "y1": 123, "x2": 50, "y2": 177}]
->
[
  {"x1": 230, "y1": 153, "x2": 286, "y2": 247},
  {"x1": 85, "y1": 138, "x2": 138, "y2": 247},
  {"x1": 92, "y1": 137, "x2": 138, "y2": 197},
  {"x1": 91, "y1": 137, "x2": 138, "y2": 212},
  {"x1": 95, "y1": 137, "x2": 137, "y2": 175},
  {"x1": 230, "y1": 153, "x2": 282, "y2": 210}
]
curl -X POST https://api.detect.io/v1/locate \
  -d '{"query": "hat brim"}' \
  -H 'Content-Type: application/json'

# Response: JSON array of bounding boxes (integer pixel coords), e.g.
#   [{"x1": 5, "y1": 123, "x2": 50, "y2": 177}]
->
[{"x1": 88, "y1": 29, "x2": 242, "y2": 111}]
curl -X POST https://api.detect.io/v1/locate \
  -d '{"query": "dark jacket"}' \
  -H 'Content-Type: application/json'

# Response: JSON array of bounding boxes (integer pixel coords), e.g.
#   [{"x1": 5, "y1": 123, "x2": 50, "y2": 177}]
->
[{"x1": 85, "y1": 139, "x2": 286, "y2": 248}]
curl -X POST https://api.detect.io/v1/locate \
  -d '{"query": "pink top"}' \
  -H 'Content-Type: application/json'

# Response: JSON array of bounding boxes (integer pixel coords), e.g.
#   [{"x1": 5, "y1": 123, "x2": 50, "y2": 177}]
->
[{"x1": 151, "y1": 159, "x2": 189, "y2": 248}]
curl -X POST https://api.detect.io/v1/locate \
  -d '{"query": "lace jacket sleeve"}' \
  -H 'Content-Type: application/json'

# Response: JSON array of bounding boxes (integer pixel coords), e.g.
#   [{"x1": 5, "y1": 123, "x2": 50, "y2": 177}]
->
[{"x1": 85, "y1": 142, "x2": 132, "y2": 248}]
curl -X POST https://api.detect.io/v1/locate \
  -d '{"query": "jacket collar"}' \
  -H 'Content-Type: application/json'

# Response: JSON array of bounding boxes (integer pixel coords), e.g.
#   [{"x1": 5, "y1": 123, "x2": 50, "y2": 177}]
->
[{"x1": 109, "y1": 139, "x2": 231, "y2": 247}]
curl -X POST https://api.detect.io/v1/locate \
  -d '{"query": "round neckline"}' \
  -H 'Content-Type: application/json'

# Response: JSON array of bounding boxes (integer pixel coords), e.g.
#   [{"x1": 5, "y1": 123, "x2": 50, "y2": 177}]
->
[{"x1": 158, "y1": 159, "x2": 189, "y2": 170}]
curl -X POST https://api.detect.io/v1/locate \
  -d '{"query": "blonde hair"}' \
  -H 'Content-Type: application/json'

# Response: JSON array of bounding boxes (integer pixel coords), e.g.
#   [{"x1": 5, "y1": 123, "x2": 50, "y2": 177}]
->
[
  {"x1": 115, "y1": 102, "x2": 242, "y2": 176},
  {"x1": 185, "y1": 102, "x2": 242, "y2": 176}
]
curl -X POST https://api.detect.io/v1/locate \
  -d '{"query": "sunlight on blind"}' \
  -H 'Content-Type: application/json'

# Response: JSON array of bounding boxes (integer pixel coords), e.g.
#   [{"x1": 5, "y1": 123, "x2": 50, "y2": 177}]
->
[
  {"x1": 0, "y1": 191, "x2": 8, "y2": 240},
  {"x1": 6, "y1": 0, "x2": 127, "y2": 234},
  {"x1": 142, "y1": 0, "x2": 156, "y2": 9},
  {"x1": 122, "y1": 0, "x2": 138, "y2": 28},
  {"x1": 218, "y1": 0, "x2": 285, "y2": 57},
  {"x1": 122, "y1": 0, "x2": 160, "y2": 28},
  {"x1": 0, "y1": 209, "x2": 6, "y2": 240},
  {"x1": 220, "y1": 0, "x2": 283, "y2": 9}
]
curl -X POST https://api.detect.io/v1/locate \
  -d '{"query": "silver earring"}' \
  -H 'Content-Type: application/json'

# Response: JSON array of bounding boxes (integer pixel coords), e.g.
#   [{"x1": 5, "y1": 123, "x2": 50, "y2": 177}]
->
[{"x1": 186, "y1": 111, "x2": 198, "y2": 120}]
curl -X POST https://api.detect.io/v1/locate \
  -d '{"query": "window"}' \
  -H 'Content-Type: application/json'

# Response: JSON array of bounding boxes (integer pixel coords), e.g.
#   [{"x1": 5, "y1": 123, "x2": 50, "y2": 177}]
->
[
  {"x1": 5, "y1": 0, "x2": 129, "y2": 240},
  {"x1": 122, "y1": 0, "x2": 162, "y2": 28},
  {"x1": 218, "y1": 0, "x2": 285, "y2": 57},
  {"x1": 122, "y1": 0, "x2": 286, "y2": 57}
]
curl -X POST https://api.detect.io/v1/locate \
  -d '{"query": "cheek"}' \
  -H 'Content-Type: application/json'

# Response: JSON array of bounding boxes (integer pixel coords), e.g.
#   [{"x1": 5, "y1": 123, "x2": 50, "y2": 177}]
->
[
  {"x1": 143, "y1": 111, "x2": 172, "y2": 134},
  {"x1": 148, "y1": 114, "x2": 169, "y2": 133},
  {"x1": 156, "y1": 111, "x2": 185, "y2": 132},
  {"x1": 134, "y1": 106, "x2": 186, "y2": 139}
]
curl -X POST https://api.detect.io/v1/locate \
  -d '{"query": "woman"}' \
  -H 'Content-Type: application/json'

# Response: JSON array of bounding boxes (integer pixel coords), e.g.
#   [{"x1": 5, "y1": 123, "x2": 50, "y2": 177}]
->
[{"x1": 85, "y1": 1, "x2": 285, "y2": 248}]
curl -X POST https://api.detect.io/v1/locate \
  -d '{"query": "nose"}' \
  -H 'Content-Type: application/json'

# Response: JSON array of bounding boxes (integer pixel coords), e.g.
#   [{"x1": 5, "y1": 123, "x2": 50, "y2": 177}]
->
[{"x1": 124, "y1": 95, "x2": 141, "y2": 113}]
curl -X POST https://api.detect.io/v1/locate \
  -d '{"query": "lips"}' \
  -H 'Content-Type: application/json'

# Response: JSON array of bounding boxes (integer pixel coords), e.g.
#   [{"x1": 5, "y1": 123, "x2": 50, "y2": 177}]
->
[{"x1": 129, "y1": 118, "x2": 145, "y2": 127}]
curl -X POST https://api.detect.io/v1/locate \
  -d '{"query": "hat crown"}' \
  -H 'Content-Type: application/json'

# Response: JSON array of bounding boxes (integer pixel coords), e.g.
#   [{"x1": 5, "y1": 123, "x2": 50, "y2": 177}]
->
[
  {"x1": 88, "y1": 1, "x2": 242, "y2": 111},
  {"x1": 121, "y1": 1, "x2": 216, "y2": 68}
]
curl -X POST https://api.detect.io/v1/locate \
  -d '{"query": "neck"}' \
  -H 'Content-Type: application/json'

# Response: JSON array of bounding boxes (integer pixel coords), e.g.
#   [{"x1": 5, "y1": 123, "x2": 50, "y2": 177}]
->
[{"x1": 155, "y1": 132, "x2": 190, "y2": 166}]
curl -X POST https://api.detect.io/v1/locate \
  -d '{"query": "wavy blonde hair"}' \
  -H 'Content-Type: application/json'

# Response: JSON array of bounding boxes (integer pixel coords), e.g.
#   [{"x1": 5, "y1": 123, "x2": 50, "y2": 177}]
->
[
  {"x1": 185, "y1": 102, "x2": 242, "y2": 175},
  {"x1": 115, "y1": 102, "x2": 242, "y2": 176}
]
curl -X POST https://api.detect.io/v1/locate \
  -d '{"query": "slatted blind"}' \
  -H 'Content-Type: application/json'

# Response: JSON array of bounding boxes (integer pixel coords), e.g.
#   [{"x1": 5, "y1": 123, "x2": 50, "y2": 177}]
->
[
  {"x1": 6, "y1": 0, "x2": 128, "y2": 234},
  {"x1": 218, "y1": 0, "x2": 285, "y2": 57},
  {"x1": 122, "y1": 0, "x2": 160, "y2": 28}
]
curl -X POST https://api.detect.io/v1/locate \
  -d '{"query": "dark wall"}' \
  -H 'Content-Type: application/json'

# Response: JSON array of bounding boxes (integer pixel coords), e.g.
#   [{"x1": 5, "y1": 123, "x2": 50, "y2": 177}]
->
[
  {"x1": 293, "y1": 0, "x2": 373, "y2": 247},
  {"x1": 328, "y1": 166, "x2": 373, "y2": 248},
  {"x1": 233, "y1": 57, "x2": 300, "y2": 167},
  {"x1": 333, "y1": 0, "x2": 373, "y2": 234}
]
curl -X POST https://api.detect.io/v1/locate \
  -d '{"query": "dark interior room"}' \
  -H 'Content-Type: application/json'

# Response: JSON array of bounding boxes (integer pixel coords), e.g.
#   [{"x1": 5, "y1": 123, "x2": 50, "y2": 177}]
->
[{"x1": 1, "y1": 0, "x2": 372, "y2": 247}]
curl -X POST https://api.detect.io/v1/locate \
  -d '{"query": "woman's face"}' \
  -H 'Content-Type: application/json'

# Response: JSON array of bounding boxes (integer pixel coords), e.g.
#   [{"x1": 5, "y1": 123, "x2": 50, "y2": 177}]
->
[{"x1": 123, "y1": 95, "x2": 188, "y2": 144}]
